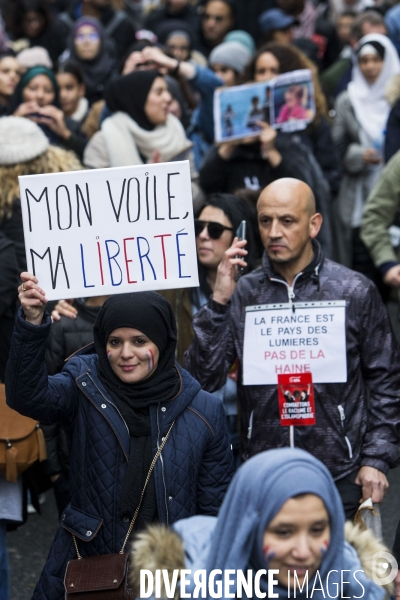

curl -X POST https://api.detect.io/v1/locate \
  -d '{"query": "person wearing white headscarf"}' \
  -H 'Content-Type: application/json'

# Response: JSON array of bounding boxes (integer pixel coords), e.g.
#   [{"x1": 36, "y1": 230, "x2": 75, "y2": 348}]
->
[{"x1": 332, "y1": 33, "x2": 400, "y2": 275}]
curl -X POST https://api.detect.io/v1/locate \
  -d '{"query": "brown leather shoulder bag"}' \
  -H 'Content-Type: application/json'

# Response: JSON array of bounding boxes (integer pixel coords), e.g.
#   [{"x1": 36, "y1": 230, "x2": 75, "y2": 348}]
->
[
  {"x1": 64, "y1": 421, "x2": 175, "y2": 600},
  {"x1": 0, "y1": 383, "x2": 47, "y2": 482}
]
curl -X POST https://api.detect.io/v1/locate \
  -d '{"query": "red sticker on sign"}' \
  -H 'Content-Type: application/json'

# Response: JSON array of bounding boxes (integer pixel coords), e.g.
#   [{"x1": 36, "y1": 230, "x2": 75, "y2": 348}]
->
[{"x1": 278, "y1": 373, "x2": 316, "y2": 426}]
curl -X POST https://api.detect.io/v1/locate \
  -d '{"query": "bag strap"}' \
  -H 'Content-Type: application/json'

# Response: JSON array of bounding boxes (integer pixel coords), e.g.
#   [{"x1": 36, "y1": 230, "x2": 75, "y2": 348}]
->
[{"x1": 72, "y1": 420, "x2": 175, "y2": 559}]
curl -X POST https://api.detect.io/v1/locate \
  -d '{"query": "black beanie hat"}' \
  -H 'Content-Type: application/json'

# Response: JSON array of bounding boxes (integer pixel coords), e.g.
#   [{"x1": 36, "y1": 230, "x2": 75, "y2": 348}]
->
[{"x1": 94, "y1": 291, "x2": 176, "y2": 354}]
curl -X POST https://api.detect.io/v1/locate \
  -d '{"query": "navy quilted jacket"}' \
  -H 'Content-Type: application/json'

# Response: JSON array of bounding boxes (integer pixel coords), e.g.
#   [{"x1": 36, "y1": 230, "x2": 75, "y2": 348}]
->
[{"x1": 6, "y1": 309, "x2": 234, "y2": 600}]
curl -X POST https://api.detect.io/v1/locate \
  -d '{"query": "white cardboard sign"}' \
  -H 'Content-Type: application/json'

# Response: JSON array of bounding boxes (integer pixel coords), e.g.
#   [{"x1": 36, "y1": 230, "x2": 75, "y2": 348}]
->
[
  {"x1": 19, "y1": 161, "x2": 199, "y2": 300},
  {"x1": 243, "y1": 301, "x2": 347, "y2": 384}
]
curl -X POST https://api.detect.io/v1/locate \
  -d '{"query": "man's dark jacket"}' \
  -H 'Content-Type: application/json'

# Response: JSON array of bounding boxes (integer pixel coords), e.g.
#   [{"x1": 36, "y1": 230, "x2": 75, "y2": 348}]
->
[
  {"x1": 6, "y1": 310, "x2": 233, "y2": 600},
  {"x1": 184, "y1": 242, "x2": 400, "y2": 478}
]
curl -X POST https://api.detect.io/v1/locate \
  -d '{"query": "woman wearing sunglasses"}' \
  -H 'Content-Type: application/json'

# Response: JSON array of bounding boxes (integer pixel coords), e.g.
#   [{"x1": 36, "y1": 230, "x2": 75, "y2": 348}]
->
[
  {"x1": 163, "y1": 194, "x2": 260, "y2": 363},
  {"x1": 162, "y1": 193, "x2": 261, "y2": 466}
]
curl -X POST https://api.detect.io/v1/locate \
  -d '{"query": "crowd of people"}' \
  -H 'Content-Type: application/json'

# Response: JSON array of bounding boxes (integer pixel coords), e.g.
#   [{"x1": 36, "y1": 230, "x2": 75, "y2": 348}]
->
[{"x1": 1, "y1": 0, "x2": 400, "y2": 599}]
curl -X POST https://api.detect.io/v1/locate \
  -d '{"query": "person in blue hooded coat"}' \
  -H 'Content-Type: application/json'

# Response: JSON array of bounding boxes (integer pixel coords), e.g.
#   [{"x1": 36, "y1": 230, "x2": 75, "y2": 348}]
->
[
  {"x1": 130, "y1": 448, "x2": 393, "y2": 600},
  {"x1": 5, "y1": 272, "x2": 234, "y2": 600}
]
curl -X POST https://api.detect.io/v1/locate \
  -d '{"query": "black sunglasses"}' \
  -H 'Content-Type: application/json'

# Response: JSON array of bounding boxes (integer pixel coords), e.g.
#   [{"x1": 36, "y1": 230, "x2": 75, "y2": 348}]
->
[{"x1": 194, "y1": 219, "x2": 234, "y2": 239}]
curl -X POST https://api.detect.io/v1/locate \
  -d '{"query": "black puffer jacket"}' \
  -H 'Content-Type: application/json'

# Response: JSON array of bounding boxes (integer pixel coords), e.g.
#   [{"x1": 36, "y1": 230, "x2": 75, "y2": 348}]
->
[{"x1": 184, "y1": 241, "x2": 400, "y2": 479}]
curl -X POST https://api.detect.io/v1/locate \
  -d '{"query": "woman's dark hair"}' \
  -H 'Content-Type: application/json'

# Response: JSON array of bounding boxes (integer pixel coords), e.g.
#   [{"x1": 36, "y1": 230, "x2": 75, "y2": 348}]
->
[
  {"x1": 242, "y1": 42, "x2": 305, "y2": 83},
  {"x1": 0, "y1": 51, "x2": 16, "y2": 61},
  {"x1": 58, "y1": 62, "x2": 85, "y2": 86},
  {"x1": 194, "y1": 193, "x2": 262, "y2": 300},
  {"x1": 241, "y1": 42, "x2": 328, "y2": 120},
  {"x1": 8, "y1": 0, "x2": 52, "y2": 40}
]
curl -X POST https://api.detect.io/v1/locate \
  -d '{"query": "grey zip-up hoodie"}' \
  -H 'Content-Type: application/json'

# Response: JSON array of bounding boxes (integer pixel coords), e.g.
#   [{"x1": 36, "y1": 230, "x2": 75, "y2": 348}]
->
[{"x1": 184, "y1": 241, "x2": 400, "y2": 479}]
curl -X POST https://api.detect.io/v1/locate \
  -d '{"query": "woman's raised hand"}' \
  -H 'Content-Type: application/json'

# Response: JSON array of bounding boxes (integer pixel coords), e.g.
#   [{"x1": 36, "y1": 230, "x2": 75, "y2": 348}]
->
[
  {"x1": 19, "y1": 272, "x2": 48, "y2": 325},
  {"x1": 258, "y1": 121, "x2": 282, "y2": 167},
  {"x1": 212, "y1": 238, "x2": 248, "y2": 306},
  {"x1": 141, "y1": 46, "x2": 177, "y2": 72},
  {"x1": 141, "y1": 46, "x2": 196, "y2": 79}
]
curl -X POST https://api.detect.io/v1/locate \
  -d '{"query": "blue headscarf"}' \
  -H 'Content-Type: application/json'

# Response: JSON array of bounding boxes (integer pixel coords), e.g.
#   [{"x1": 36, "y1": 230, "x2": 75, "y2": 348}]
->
[{"x1": 193, "y1": 448, "x2": 345, "y2": 600}]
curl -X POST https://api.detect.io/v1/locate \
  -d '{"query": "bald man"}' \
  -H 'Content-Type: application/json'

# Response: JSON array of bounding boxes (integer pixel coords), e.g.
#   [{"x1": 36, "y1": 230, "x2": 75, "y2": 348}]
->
[{"x1": 185, "y1": 178, "x2": 400, "y2": 520}]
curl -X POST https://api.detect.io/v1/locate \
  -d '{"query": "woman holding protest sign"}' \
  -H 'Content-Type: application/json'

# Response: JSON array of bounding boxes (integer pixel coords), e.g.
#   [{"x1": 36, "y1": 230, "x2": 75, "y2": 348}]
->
[
  {"x1": 5, "y1": 279, "x2": 233, "y2": 600},
  {"x1": 242, "y1": 42, "x2": 342, "y2": 197},
  {"x1": 129, "y1": 448, "x2": 391, "y2": 600}
]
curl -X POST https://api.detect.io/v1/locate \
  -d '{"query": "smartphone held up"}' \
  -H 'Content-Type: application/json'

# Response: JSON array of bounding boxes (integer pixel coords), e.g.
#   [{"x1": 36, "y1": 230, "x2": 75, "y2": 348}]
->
[{"x1": 235, "y1": 220, "x2": 247, "y2": 281}]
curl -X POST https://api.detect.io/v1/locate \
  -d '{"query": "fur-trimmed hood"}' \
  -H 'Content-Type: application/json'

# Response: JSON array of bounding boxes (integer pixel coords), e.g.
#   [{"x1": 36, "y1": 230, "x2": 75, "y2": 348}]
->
[
  {"x1": 344, "y1": 521, "x2": 395, "y2": 597},
  {"x1": 130, "y1": 525, "x2": 186, "y2": 598},
  {"x1": 129, "y1": 521, "x2": 394, "y2": 598}
]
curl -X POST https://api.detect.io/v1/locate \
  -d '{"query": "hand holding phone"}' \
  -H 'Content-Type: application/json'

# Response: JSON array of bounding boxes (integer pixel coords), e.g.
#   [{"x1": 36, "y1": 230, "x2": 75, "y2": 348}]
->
[
  {"x1": 235, "y1": 220, "x2": 247, "y2": 281},
  {"x1": 28, "y1": 112, "x2": 54, "y2": 121}
]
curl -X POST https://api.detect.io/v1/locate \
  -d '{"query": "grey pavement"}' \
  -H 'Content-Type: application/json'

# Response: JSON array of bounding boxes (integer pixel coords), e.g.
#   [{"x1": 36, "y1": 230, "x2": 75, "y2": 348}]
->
[{"x1": 7, "y1": 466, "x2": 400, "y2": 600}]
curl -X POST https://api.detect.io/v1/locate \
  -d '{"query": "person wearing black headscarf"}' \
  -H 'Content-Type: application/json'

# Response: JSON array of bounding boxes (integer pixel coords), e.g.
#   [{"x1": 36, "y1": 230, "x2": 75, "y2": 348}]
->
[
  {"x1": 93, "y1": 292, "x2": 181, "y2": 525},
  {"x1": 104, "y1": 69, "x2": 160, "y2": 131},
  {"x1": 60, "y1": 16, "x2": 117, "y2": 105},
  {"x1": 6, "y1": 280, "x2": 234, "y2": 600},
  {"x1": 83, "y1": 71, "x2": 199, "y2": 205}
]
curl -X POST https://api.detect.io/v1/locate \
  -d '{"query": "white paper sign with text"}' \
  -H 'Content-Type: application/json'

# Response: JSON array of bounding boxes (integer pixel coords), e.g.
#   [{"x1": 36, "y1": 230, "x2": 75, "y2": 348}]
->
[
  {"x1": 243, "y1": 301, "x2": 347, "y2": 384},
  {"x1": 19, "y1": 161, "x2": 199, "y2": 300}
]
